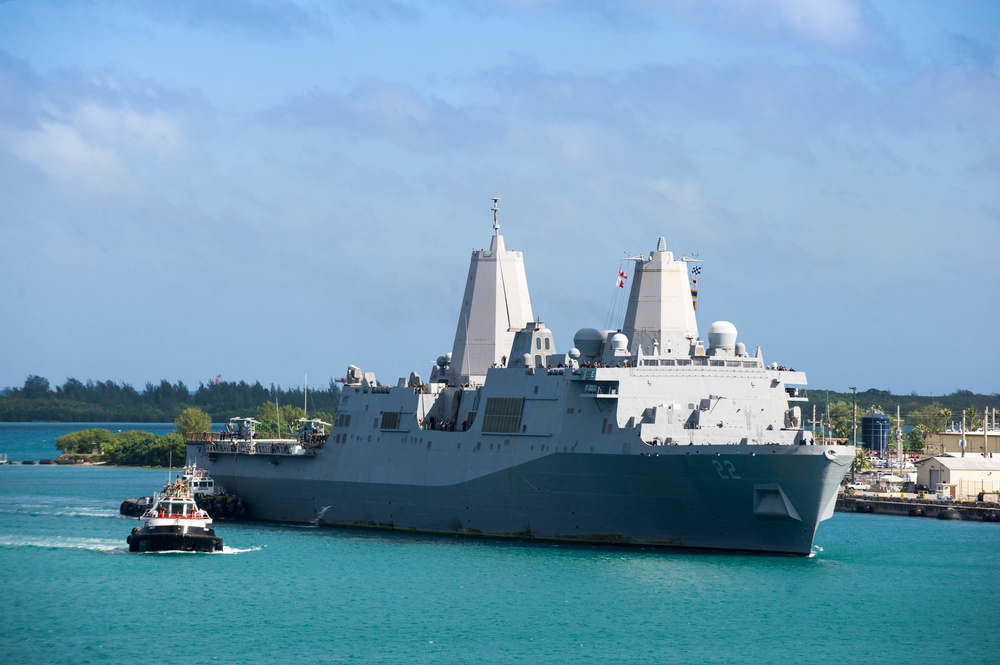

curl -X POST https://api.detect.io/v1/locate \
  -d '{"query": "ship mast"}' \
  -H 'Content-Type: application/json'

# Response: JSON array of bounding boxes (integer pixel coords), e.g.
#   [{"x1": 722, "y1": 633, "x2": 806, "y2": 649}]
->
[{"x1": 445, "y1": 197, "x2": 533, "y2": 385}]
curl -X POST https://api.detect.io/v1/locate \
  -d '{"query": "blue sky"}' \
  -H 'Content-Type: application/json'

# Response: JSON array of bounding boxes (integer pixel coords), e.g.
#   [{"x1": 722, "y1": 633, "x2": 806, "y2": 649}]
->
[{"x1": 1, "y1": 0, "x2": 997, "y2": 396}]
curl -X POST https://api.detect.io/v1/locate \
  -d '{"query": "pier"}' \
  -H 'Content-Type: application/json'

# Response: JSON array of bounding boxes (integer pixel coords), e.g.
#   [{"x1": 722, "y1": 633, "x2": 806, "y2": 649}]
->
[{"x1": 836, "y1": 494, "x2": 1000, "y2": 521}]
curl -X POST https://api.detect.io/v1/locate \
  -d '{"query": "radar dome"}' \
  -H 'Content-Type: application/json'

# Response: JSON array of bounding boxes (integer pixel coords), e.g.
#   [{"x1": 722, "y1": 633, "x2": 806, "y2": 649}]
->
[
  {"x1": 568, "y1": 347, "x2": 581, "y2": 360},
  {"x1": 573, "y1": 328, "x2": 604, "y2": 357},
  {"x1": 707, "y1": 321, "x2": 738, "y2": 351},
  {"x1": 611, "y1": 333, "x2": 629, "y2": 352}
]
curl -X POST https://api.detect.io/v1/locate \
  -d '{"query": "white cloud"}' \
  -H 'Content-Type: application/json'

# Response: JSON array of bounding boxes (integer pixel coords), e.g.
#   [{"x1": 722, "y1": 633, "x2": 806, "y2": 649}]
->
[
  {"x1": 647, "y1": 177, "x2": 705, "y2": 217},
  {"x1": 7, "y1": 121, "x2": 133, "y2": 199},
  {"x1": 651, "y1": 0, "x2": 870, "y2": 50},
  {"x1": 266, "y1": 80, "x2": 494, "y2": 151},
  {"x1": 5, "y1": 101, "x2": 189, "y2": 203},
  {"x1": 0, "y1": 57, "x2": 194, "y2": 205},
  {"x1": 74, "y1": 102, "x2": 187, "y2": 160},
  {"x1": 767, "y1": 0, "x2": 864, "y2": 47},
  {"x1": 536, "y1": 123, "x2": 605, "y2": 167}
]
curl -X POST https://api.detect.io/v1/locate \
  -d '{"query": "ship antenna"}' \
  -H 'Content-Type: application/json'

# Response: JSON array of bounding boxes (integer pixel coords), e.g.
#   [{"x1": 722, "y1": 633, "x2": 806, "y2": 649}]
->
[{"x1": 492, "y1": 196, "x2": 500, "y2": 235}]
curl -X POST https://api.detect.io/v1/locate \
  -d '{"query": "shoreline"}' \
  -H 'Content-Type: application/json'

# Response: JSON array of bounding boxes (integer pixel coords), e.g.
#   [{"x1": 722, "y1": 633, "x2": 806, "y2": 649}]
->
[
  {"x1": 0, "y1": 458, "x2": 176, "y2": 469},
  {"x1": 836, "y1": 494, "x2": 1000, "y2": 521}
]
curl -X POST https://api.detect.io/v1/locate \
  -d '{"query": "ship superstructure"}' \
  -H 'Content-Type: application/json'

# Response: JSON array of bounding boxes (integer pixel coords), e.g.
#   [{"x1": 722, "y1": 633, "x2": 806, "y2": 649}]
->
[{"x1": 189, "y1": 201, "x2": 852, "y2": 554}]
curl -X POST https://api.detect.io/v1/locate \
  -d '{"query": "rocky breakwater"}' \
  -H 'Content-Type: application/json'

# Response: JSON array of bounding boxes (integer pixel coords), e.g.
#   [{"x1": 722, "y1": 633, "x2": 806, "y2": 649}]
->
[{"x1": 120, "y1": 493, "x2": 249, "y2": 519}]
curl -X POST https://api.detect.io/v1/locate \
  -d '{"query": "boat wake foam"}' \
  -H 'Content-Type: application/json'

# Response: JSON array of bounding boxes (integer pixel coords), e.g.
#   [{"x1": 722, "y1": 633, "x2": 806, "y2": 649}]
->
[
  {"x1": 220, "y1": 545, "x2": 262, "y2": 554},
  {"x1": 0, "y1": 534, "x2": 121, "y2": 552},
  {"x1": 0, "y1": 505, "x2": 120, "y2": 520}
]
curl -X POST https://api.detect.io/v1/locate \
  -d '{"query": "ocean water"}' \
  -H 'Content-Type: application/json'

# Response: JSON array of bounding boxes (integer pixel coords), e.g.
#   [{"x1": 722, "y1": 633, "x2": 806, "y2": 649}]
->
[
  {"x1": 0, "y1": 422, "x2": 178, "y2": 463},
  {"x1": 1, "y1": 424, "x2": 998, "y2": 664}
]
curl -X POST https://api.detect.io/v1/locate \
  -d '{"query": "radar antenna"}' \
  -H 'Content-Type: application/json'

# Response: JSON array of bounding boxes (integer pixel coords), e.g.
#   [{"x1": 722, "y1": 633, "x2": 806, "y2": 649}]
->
[{"x1": 492, "y1": 196, "x2": 500, "y2": 234}]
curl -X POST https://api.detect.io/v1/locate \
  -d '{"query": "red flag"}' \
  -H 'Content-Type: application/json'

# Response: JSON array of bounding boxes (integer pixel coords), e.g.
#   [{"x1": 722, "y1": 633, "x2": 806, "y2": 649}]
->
[
  {"x1": 617, "y1": 278, "x2": 625, "y2": 288},
  {"x1": 619, "y1": 269, "x2": 627, "y2": 279}
]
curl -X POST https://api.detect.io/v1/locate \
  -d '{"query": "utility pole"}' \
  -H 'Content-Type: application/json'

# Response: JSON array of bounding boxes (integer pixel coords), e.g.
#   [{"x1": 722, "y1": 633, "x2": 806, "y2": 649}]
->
[
  {"x1": 985, "y1": 407, "x2": 990, "y2": 457},
  {"x1": 896, "y1": 405, "x2": 903, "y2": 476},
  {"x1": 850, "y1": 386, "x2": 858, "y2": 481},
  {"x1": 961, "y1": 410, "x2": 966, "y2": 459},
  {"x1": 812, "y1": 404, "x2": 817, "y2": 445}
]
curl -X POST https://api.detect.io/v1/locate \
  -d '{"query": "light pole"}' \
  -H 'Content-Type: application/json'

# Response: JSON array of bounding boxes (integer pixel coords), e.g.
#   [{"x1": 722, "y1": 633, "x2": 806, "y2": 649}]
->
[{"x1": 850, "y1": 386, "x2": 858, "y2": 481}]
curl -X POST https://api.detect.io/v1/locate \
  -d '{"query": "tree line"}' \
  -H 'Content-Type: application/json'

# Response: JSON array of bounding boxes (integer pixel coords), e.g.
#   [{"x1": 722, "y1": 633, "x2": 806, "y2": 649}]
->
[
  {"x1": 54, "y1": 404, "x2": 336, "y2": 466},
  {"x1": 0, "y1": 375, "x2": 341, "y2": 423},
  {"x1": 4, "y1": 375, "x2": 996, "y2": 455},
  {"x1": 797, "y1": 388, "x2": 999, "y2": 423},
  {"x1": 55, "y1": 427, "x2": 187, "y2": 467},
  {"x1": 795, "y1": 388, "x2": 1000, "y2": 452}
]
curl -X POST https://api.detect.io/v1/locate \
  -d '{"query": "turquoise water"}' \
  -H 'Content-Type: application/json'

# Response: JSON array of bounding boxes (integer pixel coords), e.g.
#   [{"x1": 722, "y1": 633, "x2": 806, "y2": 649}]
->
[
  {"x1": 0, "y1": 422, "x2": 177, "y2": 462},
  {"x1": 1, "y1": 424, "x2": 998, "y2": 664}
]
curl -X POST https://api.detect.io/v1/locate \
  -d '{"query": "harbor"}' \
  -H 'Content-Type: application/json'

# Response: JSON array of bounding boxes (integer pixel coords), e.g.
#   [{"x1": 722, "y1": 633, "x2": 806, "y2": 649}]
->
[{"x1": 3, "y1": 447, "x2": 999, "y2": 665}]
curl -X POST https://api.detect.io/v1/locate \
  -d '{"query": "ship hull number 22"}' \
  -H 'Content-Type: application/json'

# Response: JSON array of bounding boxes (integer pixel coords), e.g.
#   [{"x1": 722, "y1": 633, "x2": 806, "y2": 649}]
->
[{"x1": 712, "y1": 459, "x2": 741, "y2": 480}]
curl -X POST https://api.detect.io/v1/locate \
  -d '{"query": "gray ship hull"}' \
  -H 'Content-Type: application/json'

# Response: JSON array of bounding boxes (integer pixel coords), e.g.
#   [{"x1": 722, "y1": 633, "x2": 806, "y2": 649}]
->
[
  {"x1": 191, "y1": 443, "x2": 853, "y2": 555},
  {"x1": 191, "y1": 226, "x2": 855, "y2": 555}
]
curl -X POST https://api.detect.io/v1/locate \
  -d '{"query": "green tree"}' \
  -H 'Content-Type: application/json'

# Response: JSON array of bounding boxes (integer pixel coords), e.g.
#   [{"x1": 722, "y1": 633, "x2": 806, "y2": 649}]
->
[
  {"x1": 58, "y1": 378, "x2": 87, "y2": 401},
  {"x1": 22, "y1": 375, "x2": 51, "y2": 399},
  {"x1": 55, "y1": 428, "x2": 116, "y2": 455},
  {"x1": 175, "y1": 407, "x2": 211, "y2": 437},
  {"x1": 1, "y1": 374, "x2": 343, "y2": 422},
  {"x1": 827, "y1": 401, "x2": 856, "y2": 441},
  {"x1": 101, "y1": 430, "x2": 156, "y2": 465},
  {"x1": 910, "y1": 403, "x2": 952, "y2": 433},
  {"x1": 907, "y1": 424, "x2": 927, "y2": 453},
  {"x1": 102, "y1": 431, "x2": 185, "y2": 466},
  {"x1": 311, "y1": 411, "x2": 335, "y2": 428},
  {"x1": 963, "y1": 406, "x2": 983, "y2": 430},
  {"x1": 155, "y1": 433, "x2": 187, "y2": 467},
  {"x1": 905, "y1": 404, "x2": 952, "y2": 454},
  {"x1": 854, "y1": 447, "x2": 873, "y2": 472},
  {"x1": 256, "y1": 401, "x2": 307, "y2": 437}
]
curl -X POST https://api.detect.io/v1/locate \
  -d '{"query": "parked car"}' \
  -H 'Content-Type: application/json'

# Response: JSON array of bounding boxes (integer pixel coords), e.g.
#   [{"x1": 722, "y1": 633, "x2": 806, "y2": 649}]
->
[{"x1": 845, "y1": 482, "x2": 870, "y2": 492}]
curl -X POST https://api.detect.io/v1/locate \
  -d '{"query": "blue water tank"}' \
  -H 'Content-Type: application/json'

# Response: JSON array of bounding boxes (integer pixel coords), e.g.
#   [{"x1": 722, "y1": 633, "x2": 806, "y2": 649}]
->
[{"x1": 861, "y1": 413, "x2": 890, "y2": 456}]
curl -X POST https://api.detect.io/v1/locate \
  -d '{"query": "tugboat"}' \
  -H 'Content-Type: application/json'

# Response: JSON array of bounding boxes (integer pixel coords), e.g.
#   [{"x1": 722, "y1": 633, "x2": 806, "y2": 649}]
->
[
  {"x1": 127, "y1": 474, "x2": 224, "y2": 553},
  {"x1": 180, "y1": 463, "x2": 223, "y2": 496},
  {"x1": 120, "y1": 464, "x2": 224, "y2": 518}
]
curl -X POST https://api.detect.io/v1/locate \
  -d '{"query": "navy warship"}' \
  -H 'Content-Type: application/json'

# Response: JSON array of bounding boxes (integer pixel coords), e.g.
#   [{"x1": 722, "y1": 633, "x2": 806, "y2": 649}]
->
[{"x1": 188, "y1": 201, "x2": 853, "y2": 554}]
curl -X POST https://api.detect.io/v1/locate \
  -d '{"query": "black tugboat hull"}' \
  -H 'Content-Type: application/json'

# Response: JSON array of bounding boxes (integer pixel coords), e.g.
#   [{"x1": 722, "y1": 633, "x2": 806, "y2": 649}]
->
[{"x1": 127, "y1": 526, "x2": 223, "y2": 553}]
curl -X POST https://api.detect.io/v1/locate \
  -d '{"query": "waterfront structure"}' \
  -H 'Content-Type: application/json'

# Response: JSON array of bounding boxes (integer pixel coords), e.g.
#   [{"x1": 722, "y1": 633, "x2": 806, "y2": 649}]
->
[
  {"x1": 916, "y1": 453, "x2": 1000, "y2": 499},
  {"x1": 861, "y1": 412, "x2": 890, "y2": 456},
  {"x1": 924, "y1": 425, "x2": 1000, "y2": 456}
]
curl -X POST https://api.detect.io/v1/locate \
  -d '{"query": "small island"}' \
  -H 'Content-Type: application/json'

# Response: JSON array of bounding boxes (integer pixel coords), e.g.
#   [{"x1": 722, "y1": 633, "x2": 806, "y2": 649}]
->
[{"x1": 51, "y1": 404, "x2": 334, "y2": 467}]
